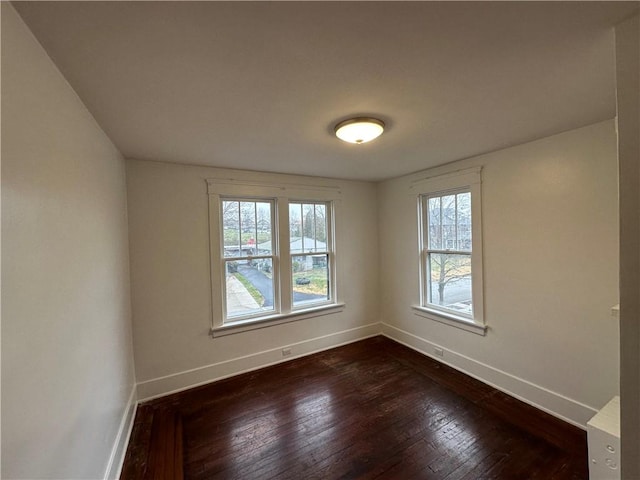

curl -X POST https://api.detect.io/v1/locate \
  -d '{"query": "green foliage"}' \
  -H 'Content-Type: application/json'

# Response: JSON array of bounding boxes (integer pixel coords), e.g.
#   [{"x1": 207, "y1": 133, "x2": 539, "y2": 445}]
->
[
  {"x1": 224, "y1": 229, "x2": 271, "y2": 246},
  {"x1": 256, "y1": 232, "x2": 271, "y2": 243},
  {"x1": 292, "y1": 268, "x2": 328, "y2": 295},
  {"x1": 224, "y1": 229, "x2": 239, "y2": 245}
]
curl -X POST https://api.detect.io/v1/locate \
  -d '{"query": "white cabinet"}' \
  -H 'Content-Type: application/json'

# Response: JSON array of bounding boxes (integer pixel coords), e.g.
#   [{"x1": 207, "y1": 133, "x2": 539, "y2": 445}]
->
[{"x1": 587, "y1": 396, "x2": 620, "y2": 480}]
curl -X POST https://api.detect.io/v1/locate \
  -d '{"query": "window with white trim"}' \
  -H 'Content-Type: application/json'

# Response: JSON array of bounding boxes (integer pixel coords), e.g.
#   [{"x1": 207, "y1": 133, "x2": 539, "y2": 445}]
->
[
  {"x1": 413, "y1": 167, "x2": 485, "y2": 335},
  {"x1": 207, "y1": 179, "x2": 341, "y2": 336}
]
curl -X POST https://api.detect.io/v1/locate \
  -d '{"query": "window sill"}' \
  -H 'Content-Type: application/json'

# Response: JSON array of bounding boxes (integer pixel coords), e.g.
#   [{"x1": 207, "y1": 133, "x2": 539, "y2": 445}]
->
[
  {"x1": 411, "y1": 305, "x2": 487, "y2": 336},
  {"x1": 211, "y1": 303, "x2": 346, "y2": 337}
]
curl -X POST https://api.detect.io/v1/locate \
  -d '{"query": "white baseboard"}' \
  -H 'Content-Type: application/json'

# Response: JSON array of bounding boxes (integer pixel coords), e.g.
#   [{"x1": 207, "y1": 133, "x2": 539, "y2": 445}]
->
[
  {"x1": 137, "y1": 323, "x2": 381, "y2": 401},
  {"x1": 132, "y1": 321, "x2": 593, "y2": 449},
  {"x1": 381, "y1": 322, "x2": 597, "y2": 429},
  {"x1": 104, "y1": 384, "x2": 138, "y2": 480}
]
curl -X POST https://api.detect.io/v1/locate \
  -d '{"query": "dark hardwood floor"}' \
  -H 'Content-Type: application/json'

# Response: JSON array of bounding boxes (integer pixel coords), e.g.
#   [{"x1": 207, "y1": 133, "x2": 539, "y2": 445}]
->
[{"x1": 121, "y1": 336, "x2": 587, "y2": 480}]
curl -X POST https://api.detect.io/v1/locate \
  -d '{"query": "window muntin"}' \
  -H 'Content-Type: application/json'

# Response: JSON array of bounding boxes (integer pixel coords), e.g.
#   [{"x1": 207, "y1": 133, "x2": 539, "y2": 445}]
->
[
  {"x1": 422, "y1": 189, "x2": 474, "y2": 318},
  {"x1": 221, "y1": 199, "x2": 276, "y2": 320},
  {"x1": 289, "y1": 202, "x2": 332, "y2": 308}
]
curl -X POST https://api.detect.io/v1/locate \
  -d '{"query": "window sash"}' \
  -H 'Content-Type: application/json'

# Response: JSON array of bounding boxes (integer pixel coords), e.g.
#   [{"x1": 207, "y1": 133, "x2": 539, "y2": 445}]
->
[
  {"x1": 221, "y1": 198, "x2": 275, "y2": 259},
  {"x1": 288, "y1": 201, "x2": 330, "y2": 254},
  {"x1": 423, "y1": 188, "x2": 472, "y2": 253},
  {"x1": 220, "y1": 198, "x2": 278, "y2": 322},
  {"x1": 289, "y1": 200, "x2": 333, "y2": 309}
]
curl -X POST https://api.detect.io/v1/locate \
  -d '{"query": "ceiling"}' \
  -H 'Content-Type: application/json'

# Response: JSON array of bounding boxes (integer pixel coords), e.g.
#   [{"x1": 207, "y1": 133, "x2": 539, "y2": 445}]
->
[{"x1": 12, "y1": 1, "x2": 638, "y2": 181}]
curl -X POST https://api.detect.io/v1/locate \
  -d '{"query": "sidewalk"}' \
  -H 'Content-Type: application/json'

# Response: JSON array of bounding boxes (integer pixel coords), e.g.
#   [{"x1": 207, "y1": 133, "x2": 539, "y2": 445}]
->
[{"x1": 226, "y1": 274, "x2": 259, "y2": 315}]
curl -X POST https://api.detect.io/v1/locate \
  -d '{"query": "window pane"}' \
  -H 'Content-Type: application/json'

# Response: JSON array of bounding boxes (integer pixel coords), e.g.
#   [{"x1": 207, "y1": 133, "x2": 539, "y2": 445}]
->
[
  {"x1": 225, "y1": 259, "x2": 274, "y2": 318},
  {"x1": 255, "y1": 202, "x2": 273, "y2": 255},
  {"x1": 290, "y1": 202, "x2": 328, "y2": 254},
  {"x1": 302, "y1": 204, "x2": 314, "y2": 252},
  {"x1": 427, "y1": 197, "x2": 441, "y2": 249},
  {"x1": 223, "y1": 200, "x2": 273, "y2": 258},
  {"x1": 456, "y1": 192, "x2": 472, "y2": 251},
  {"x1": 222, "y1": 200, "x2": 240, "y2": 258},
  {"x1": 313, "y1": 204, "x2": 327, "y2": 247},
  {"x1": 292, "y1": 253, "x2": 329, "y2": 307},
  {"x1": 289, "y1": 203, "x2": 303, "y2": 253},
  {"x1": 240, "y1": 201, "x2": 256, "y2": 255},
  {"x1": 441, "y1": 194, "x2": 456, "y2": 250},
  {"x1": 427, "y1": 253, "x2": 472, "y2": 316}
]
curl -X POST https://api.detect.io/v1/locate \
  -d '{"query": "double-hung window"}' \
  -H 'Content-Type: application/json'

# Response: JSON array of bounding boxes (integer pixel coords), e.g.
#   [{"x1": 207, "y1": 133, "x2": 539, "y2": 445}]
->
[
  {"x1": 413, "y1": 167, "x2": 485, "y2": 335},
  {"x1": 208, "y1": 179, "x2": 341, "y2": 336},
  {"x1": 423, "y1": 190, "x2": 472, "y2": 316}
]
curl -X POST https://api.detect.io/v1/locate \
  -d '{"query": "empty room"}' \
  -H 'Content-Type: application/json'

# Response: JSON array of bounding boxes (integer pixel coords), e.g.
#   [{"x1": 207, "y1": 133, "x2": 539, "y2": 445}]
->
[{"x1": 2, "y1": 2, "x2": 639, "y2": 479}]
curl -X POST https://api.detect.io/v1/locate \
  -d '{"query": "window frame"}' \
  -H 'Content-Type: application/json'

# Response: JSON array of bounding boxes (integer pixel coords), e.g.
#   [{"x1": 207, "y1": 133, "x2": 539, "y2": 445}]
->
[
  {"x1": 411, "y1": 167, "x2": 486, "y2": 335},
  {"x1": 207, "y1": 178, "x2": 343, "y2": 337}
]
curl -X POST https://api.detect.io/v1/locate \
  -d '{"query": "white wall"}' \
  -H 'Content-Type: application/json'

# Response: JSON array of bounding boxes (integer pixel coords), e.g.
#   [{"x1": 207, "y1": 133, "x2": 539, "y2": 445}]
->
[
  {"x1": 378, "y1": 120, "x2": 619, "y2": 427},
  {"x1": 126, "y1": 160, "x2": 379, "y2": 399},
  {"x1": 1, "y1": 4, "x2": 136, "y2": 479}
]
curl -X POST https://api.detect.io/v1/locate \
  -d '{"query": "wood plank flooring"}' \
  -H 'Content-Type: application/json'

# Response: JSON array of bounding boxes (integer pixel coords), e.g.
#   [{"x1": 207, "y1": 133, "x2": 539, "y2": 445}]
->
[{"x1": 121, "y1": 336, "x2": 587, "y2": 479}]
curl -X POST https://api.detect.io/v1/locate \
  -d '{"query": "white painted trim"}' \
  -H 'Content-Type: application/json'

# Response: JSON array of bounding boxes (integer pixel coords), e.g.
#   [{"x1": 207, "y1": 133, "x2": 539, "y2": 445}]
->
[
  {"x1": 410, "y1": 166, "x2": 482, "y2": 193},
  {"x1": 103, "y1": 385, "x2": 137, "y2": 480},
  {"x1": 206, "y1": 177, "x2": 342, "y2": 200},
  {"x1": 381, "y1": 322, "x2": 597, "y2": 429},
  {"x1": 413, "y1": 166, "x2": 485, "y2": 327},
  {"x1": 137, "y1": 323, "x2": 381, "y2": 401},
  {"x1": 411, "y1": 305, "x2": 487, "y2": 335},
  {"x1": 207, "y1": 186, "x2": 341, "y2": 331}
]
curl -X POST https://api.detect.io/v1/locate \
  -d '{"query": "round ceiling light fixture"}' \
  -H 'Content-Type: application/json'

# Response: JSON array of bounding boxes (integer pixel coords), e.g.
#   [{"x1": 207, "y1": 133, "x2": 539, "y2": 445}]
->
[{"x1": 334, "y1": 117, "x2": 385, "y2": 144}]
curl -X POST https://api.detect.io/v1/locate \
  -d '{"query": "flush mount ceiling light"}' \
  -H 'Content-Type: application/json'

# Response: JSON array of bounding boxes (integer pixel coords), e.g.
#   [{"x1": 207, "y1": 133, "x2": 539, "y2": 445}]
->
[{"x1": 334, "y1": 117, "x2": 385, "y2": 144}]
